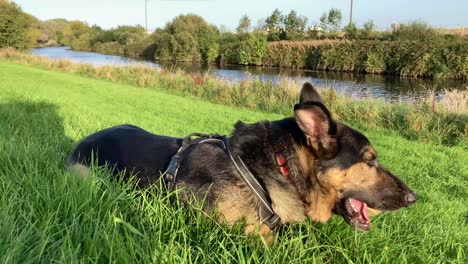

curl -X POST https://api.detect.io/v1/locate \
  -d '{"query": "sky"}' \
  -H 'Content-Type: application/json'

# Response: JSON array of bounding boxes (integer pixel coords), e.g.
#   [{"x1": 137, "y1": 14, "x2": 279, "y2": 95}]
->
[{"x1": 16, "y1": 0, "x2": 468, "y2": 31}]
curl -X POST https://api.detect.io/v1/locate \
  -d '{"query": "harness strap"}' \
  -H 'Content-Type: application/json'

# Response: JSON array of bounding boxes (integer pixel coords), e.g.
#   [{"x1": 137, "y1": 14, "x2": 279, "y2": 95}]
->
[
  {"x1": 227, "y1": 152, "x2": 281, "y2": 230},
  {"x1": 163, "y1": 133, "x2": 281, "y2": 230},
  {"x1": 164, "y1": 133, "x2": 226, "y2": 191}
]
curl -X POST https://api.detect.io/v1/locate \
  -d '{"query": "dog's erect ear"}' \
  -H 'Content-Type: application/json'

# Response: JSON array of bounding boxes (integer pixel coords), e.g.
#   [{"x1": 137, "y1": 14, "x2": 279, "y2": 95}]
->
[
  {"x1": 299, "y1": 82, "x2": 323, "y2": 104},
  {"x1": 294, "y1": 102, "x2": 338, "y2": 160}
]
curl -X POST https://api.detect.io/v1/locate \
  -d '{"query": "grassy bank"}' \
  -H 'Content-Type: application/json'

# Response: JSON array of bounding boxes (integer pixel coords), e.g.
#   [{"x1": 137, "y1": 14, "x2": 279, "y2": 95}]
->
[
  {"x1": 1, "y1": 49, "x2": 467, "y2": 146},
  {"x1": 0, "y1": 60, "x2": 467, "y2": 263}
]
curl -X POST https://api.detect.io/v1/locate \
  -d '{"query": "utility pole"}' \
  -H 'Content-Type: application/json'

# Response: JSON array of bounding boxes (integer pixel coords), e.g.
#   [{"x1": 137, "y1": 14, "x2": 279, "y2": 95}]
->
[
  {"x1": 349, "y1": 0, "x2": 353, "y2": 25},
  {"x1": 145, "y1": 0, "x2": 148, "y2": 33}
]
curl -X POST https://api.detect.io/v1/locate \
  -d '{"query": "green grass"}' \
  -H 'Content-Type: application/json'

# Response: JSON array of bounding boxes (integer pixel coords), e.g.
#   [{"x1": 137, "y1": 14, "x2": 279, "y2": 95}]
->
[{"x1": 0, "y1": 60, "x2": 467, "y2": 263}]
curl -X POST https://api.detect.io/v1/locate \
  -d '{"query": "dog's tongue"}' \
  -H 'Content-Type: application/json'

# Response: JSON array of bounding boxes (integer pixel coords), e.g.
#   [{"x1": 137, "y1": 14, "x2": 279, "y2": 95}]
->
[{"x1": 350, "y1": 198, "x2": 370, "y2": 223}]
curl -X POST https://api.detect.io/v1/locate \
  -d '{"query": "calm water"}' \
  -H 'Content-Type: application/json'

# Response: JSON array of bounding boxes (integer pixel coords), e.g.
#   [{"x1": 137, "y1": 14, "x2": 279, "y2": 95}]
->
[{"x1": 31, "y1": 46, "x2": 467, "y2": 101}]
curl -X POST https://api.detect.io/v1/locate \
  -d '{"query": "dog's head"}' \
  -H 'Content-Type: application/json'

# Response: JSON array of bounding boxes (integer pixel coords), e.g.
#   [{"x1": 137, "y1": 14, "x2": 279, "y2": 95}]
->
[{"x1": 294, "y1": 83, "x2": 417, "y2": 231}]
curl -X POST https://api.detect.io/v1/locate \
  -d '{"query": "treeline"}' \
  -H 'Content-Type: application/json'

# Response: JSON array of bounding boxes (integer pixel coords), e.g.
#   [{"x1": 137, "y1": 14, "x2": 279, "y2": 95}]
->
[
  {"x1": 59, "y1": 12, "x2": 468, "y2": 79},
  {"x1": 1, "y1": 0, "x2": 467, "y2": 78}
]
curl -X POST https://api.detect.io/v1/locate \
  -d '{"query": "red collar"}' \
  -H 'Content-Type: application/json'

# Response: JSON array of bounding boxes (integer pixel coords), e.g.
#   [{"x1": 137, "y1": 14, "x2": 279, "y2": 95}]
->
[{"x1": 276, "y1": 153, "x2": 290, "y2": 179}]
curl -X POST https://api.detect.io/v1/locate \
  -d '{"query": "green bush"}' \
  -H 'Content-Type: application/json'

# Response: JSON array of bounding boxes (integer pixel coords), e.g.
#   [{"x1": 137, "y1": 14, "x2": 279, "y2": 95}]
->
[
  {"x1": 93, "y1": 41, "x2": 124, "y2": 55},
  {"x1": 388, "y1": 21, "x2": 441, "y2": 42},
  {"x1": 70, "y1": 33, "x2": 92, "y2": 51},
  {"x1": 263, "y1": 40, "x2": 338, "y2": 68},
  {"x1": 124, "y1": 37, "x2": 156, "y2": 59},
  {"x1": 238, "y1": 32, "x2": 268, "y2": 65},
  {"x1": 221, "y1": 32, "x2": 267, "y2": 65},
  {"x1": 321, "y1": 42, "x2": 370, "y2": 72},
  {"x1": 153, "y1": 14, "x2": 220, "y2": 62},
  {"x1": 365, "y1": 43, "x2": 386, "y2": 73}
]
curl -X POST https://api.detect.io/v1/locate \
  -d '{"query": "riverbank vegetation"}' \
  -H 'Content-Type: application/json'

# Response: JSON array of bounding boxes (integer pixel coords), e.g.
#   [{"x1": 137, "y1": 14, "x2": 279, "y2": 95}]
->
[
  {"x1": 0, "y1": 59, "x2": 466, "y2": 263},
  {"x1": 1, "y1": 48, "x2": 466, "y2": 146},
  {"x1": 263, "y1": 38, "x2": 468, "y2": 78},
  {"x1": 1, "y1": 0, "x2": 467, "y2": 78}
]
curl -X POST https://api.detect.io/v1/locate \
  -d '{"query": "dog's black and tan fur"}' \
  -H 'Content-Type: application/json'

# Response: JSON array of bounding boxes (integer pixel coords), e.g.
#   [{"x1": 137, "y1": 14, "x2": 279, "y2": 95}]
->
[{"x1": 67, "y1": 83, "x2": 416, "y2": 237}]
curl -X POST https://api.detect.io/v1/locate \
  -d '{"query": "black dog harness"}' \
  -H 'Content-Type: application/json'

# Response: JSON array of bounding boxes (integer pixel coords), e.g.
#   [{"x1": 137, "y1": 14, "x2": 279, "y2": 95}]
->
[{"x1": 164, "y1": 133, "x2": 281, "y2": 230}]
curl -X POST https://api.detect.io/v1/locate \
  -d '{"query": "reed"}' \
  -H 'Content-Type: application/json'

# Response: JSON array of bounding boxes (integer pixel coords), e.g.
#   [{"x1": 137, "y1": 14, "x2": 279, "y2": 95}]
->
[{"x1": 261, "y1": 40, "x2": 468, "y2": 79}]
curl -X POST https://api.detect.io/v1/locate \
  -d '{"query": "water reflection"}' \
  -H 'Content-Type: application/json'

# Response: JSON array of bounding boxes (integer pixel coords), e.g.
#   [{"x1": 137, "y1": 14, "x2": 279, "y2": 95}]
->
[
  {"x1": 31, "y1": 46, "x2": 156, "y2": 67},
  {"x1": 31, "y1": 46, "x2": 466, "y2": 101}
]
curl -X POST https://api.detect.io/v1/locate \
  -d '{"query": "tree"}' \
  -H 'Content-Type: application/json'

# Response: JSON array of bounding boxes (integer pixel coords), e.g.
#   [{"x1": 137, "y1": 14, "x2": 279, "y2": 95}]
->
[
  {"x1": 62, "y1": 20, "x2": 90, "y2": 46},
  {"x1": 70, "y1": 33, "x2": 92, "y2": 51},
  {"x1": 264, "y1": 9, "x2": 284, "y2": 41},
  {"x1": 253, "y1": 18, "x2": 266, "y2": 31},
  {"x1": 265, "y1": 8, "x2": 283, "y2": 32},
  {"x1": 360, "y1": 20, "x2": 375, "y2": 39},
  {"x1": 283, "y1": 10, "x2": 308, "y2": 40},
  {"x1": 343, "y1": 22, "x2": 358, "y2": 39},
  {"x1": 320, "y1": 8, "x2": 342, "y2": 33},
  {"x1": 236, "y1": 15, "x2": 251, "y2": 34},
  {"x1": 0, "y1": 0, "x2": 37, "y2": 49},
  {"x1": 35, "y1": 18, "x2": 70, "y2": 46},
  {"x1": 363, "y1": 20, "x2": 375, "y2": 32},
  {"x1": 112, "y1": 25, "x2": 146, "y2": 45},
  {"x1": 198, "y1": 25, "x2": 219, "y2": 62}
]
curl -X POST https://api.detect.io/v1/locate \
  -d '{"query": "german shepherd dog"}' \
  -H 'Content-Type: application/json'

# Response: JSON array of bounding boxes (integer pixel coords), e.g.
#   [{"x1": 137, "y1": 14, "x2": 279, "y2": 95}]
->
[{"x1": 67, "y1": 83, "x2": 416, "y2": 238}]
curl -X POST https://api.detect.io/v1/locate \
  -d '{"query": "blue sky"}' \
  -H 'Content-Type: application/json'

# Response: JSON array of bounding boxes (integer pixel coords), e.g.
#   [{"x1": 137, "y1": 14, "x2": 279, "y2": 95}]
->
[{"x1": 17, "y1": 0, "x2": 468, "y2": 31}]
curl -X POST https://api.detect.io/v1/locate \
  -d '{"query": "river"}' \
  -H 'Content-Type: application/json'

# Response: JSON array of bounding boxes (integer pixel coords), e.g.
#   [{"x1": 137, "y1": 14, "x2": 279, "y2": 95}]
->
[{"x1": 31, "y1": 46, "x2": 467, "y2": 101}]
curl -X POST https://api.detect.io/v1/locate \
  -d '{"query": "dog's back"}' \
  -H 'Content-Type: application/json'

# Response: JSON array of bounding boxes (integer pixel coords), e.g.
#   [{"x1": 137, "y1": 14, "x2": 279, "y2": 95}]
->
[{"x1": 66, "y1": 124, "x2": 182, "y2": 187}]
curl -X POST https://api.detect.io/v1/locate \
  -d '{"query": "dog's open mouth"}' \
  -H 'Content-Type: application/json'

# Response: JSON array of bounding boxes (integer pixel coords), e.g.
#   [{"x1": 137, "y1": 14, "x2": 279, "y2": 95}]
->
[{"x1": 343, "y1": 198, "x2": 376, "y2": 231}]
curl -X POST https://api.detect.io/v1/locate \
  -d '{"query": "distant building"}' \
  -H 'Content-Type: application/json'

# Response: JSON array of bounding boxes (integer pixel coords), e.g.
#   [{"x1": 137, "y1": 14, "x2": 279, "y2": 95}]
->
[
  {"x1": 266, "y1": 26, "x2": 280, "y2": 33},
  {"x1": 308, "y1": 25, "x2": 324, "y2": 32}
]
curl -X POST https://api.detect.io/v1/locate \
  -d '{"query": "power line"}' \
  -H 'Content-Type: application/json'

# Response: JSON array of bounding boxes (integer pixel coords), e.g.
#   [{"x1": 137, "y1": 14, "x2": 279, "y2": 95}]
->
[{"x1": 145, "y1": 0, "x2": 148, "y2": 33}]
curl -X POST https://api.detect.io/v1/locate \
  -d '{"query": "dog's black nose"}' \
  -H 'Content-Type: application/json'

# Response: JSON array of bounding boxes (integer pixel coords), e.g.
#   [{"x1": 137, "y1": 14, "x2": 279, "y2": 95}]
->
[{"x1": 405, "y1": 192, "x2": 417, "y2": 204}]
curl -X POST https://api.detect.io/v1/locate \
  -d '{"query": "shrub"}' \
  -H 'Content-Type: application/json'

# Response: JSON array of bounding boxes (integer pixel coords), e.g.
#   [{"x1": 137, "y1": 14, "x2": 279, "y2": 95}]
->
[
  {"x1": 389, "y1": 21, "x2": 441, "y2": 42},
  {"x1": 70, "y1": 33, "x2": 92, "y2": 51},
  {"x1": 263, "y1": 40, "x2": 340, "y2": 68},
  {"x1": 93, "y1": 41, "x2": 124, "y2": 55},
  {"x1": 124, "y1": 37, "x2": 156, "y2": 59},
  {"x1": 221, "y1": 32, "x2": 267, "y2": 65},
  {"x1": 153, "y1": 14, "x2": 220, "y2": 62},
  {"x1": 238, "y1": 32, "x2": 268, "y2": 65}
]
